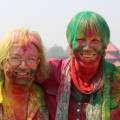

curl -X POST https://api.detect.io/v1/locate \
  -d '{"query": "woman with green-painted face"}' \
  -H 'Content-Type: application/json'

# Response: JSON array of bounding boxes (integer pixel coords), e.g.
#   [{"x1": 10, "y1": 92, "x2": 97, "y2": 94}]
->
[{"x1": 37, "y1": 11, "x2": 120, "y2": 120}]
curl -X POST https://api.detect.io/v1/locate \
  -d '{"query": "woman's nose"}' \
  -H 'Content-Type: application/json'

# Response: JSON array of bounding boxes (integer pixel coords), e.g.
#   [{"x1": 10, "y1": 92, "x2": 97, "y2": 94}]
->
[
  {"x1": 19, "y1": 60, "x2": 27, "y2": 69},
  {"x1": 83, "y1": 43, "x2": 91, "y2": 50}
]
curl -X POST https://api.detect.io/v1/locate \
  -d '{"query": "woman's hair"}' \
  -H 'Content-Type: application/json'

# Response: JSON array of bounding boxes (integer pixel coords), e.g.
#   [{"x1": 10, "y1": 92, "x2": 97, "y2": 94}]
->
[
  {"x1": 0, "y1": 28, "x2": 49, "y2": 80},
  {"x1": 66, "y1": 11, "x2": 110, "y2": 50}
]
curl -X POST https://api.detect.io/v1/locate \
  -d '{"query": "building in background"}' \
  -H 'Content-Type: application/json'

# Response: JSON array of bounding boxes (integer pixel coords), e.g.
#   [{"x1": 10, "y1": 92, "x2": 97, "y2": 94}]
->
[{"x1": 105, "y1": 42, "x2": 120, "y2": 66}]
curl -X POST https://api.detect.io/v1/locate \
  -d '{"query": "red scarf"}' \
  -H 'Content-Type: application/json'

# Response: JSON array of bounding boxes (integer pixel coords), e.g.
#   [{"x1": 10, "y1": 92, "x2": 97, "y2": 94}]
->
[{"x1": 71, "y1": 57, "x2": 103, "y2": 94}]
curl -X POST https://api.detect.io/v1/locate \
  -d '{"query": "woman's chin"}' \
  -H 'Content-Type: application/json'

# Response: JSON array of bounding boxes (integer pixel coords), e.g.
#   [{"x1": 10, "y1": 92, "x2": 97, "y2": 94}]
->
[
  {"x1": 12, "y1": 79, "x2": 32, "y2": 87},
  {"x1": 78, "y1": 55, "x2": 101, "y2": 67},
  {"x1": 80, "y1": 55, "x2": 97, "y2": 63}
]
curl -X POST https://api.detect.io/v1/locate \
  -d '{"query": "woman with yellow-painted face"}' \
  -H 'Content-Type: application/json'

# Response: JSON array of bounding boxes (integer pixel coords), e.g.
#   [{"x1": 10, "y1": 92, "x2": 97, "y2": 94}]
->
[{"x1": 0, "y1": 28, "x2": 49, "y2": 120}]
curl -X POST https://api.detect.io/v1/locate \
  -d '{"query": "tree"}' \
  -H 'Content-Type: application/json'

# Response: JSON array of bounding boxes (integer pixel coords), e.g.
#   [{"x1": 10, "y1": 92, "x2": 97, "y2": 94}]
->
[{"x1": 47, "y1": 45, "x2": 65, "y2": 59}]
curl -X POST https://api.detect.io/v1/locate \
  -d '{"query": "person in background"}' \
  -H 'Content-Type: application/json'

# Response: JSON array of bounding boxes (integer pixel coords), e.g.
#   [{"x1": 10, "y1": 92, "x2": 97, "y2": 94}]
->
[
  {"x1": 0, "y1": 28, "x2": 49, "y2": 120},
  {"x1": 37, "y1": 11, "x2": 120, "y2": 120}
]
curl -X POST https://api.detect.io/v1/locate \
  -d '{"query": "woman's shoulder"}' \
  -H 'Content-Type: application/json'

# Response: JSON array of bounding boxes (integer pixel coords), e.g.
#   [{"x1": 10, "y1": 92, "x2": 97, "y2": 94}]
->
[
  {"x1": 49, "y1": 58, "x2": 70, "y2": 72},
  {"x1": 104, "y1": 60, "x2": 117, "y2": 71},
  {"x1": 110, "y1": 66, "x2": 120, "y2": 109},
  {"x1": 33, "y1": 84, "x2": 47, "y2": 108},
  {"x1": 49, "y1": 58, "x2": 67, "y2": 67}
]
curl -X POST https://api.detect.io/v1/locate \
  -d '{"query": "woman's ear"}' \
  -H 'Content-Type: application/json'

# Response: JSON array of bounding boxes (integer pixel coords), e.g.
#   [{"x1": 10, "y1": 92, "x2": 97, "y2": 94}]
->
[
  {"x1": 102, "y1": 45, "x2": 107, "y2": 57},
  {"x1": 69, "y1": 44, "x2": 75, "y2": 57},
  {"x1": 69, "y1": 43, "x2": 73, "y2": 49},
  {"x1": 0, "y1": 63, "x2": 3, "y2": 70},
  {"x1": 0, "y1": 60, "x2": 6, "y2": 70}
]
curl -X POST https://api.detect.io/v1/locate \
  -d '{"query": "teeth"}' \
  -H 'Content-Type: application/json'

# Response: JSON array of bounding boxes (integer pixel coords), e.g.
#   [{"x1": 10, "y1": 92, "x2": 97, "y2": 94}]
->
[
  {"x1": 19, "y1": 73, "x2": 28, "y2": 75},
  {"x1": 82, "y1": 54, "x2": 96, "y2": 57},
  {"x1": 15, "y1": 72, "x2": 28, "y2": 76}
]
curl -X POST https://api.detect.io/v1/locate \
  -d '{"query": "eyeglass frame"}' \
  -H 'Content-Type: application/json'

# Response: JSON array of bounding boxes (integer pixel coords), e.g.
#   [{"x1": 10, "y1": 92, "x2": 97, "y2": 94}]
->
[{"x1": 6, "y1": 56, "x2": 40, "y2": 68}]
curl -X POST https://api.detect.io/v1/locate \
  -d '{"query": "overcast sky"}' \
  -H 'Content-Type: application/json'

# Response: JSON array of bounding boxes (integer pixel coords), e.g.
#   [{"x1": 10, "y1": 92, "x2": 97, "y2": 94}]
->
[{"x1": 0, "y1": 0, "x2": 120, "y2": 49}]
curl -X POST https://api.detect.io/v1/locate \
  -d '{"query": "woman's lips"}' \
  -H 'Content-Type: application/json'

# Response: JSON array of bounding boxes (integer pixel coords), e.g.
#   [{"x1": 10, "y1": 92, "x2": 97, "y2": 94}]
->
[
  {"x1": 15, "y1": 72, "x2": 30, "y2": 78},
  {"x1": 82, "y1": 54, "x2": 96, "y2": 58},
  {"x1": 81, "y1": 53, "x2": 97, "y2": 58},
  {"x1": 78, "y1": 52, "x2": 98, "y2": 62}
]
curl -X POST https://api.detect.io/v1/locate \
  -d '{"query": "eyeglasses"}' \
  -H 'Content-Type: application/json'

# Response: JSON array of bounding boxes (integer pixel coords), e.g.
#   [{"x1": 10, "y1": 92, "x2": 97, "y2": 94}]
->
[{"x1": 7, "y1": 56, "x2": 40, "y2": 67}]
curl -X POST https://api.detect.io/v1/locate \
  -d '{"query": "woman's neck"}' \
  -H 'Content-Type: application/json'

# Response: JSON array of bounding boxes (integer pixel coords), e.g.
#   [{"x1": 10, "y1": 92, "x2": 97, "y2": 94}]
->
[
  {"x1": 5, "y1": 82, "x2": 30, "y2": 102},
  {"x1": 75, "y1": 59, "x2": 102, "y2": 83}
]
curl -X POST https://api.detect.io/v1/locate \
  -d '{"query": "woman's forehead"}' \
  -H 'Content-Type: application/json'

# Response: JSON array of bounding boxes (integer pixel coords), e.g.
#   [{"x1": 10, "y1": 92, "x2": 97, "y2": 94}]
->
[
  {"x1": 9, "y1": 43, "x2": 39, "y2": 55},
  {"x1": 77, "y1": 29, "x2": 100, "y2": 39}
]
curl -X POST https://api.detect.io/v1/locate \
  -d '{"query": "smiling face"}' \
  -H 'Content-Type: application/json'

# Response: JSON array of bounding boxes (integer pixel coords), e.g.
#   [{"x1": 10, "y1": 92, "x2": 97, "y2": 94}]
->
[
  {"x1": 67, "y1": 11, "x2": 110, "y2": 67},
  {"x1": 76, "y1": 28, "x2": 103, "y2": 62},
  {"x1": 3, "y1": 43, "x2": 40, "y2": 87},
  {"x1": 71, "y1": 27, "x2": 104, "y2": 67}
]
